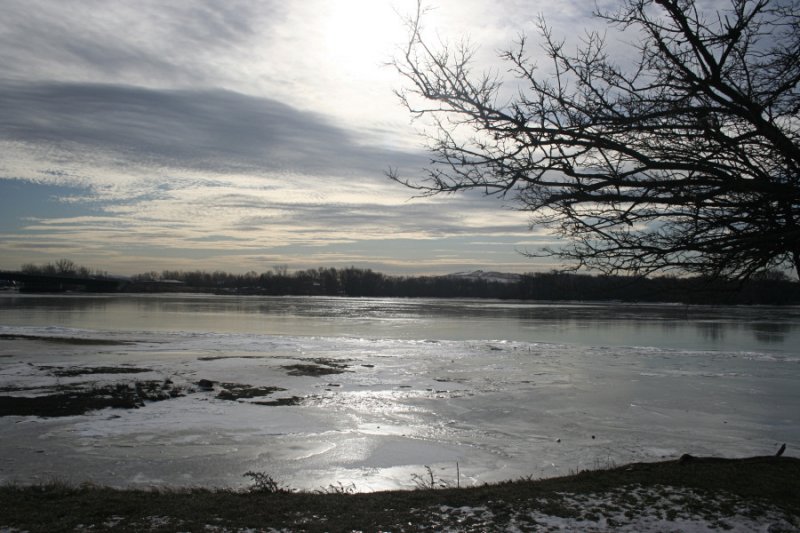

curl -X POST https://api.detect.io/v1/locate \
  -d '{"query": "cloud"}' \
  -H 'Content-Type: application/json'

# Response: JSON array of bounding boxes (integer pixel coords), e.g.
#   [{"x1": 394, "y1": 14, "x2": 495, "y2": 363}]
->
[
  {"x1": 0, "y1": 81, "x2": 423, "y2": 177},
  {"x1": 0, "y1": 0, "x2": 277, "y2": 85},
  {"x1": 0, "y1": 77, "x2": 541, "y2": 275},
  {"x1": 0, "y1": 170, "x2": 540, "y2": 274},
  {"x1": 0, "y1": 0, "x2": 421, "y2": 143},
  {"x1": 0, "y1": 0, "x2": 593, "y2": 275}
]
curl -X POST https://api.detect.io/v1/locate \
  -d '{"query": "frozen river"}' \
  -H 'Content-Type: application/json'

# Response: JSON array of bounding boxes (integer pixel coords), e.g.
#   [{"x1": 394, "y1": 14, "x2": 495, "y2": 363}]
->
[{"x1": 1, "y1": 293, "x2": 798, "y2": 491}]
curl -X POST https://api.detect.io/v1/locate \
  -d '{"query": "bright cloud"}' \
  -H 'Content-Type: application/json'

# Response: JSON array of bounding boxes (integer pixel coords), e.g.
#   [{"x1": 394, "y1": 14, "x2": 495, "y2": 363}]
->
[{"x1": 0, "y1": 0, "x2": 596, "y2": 275}]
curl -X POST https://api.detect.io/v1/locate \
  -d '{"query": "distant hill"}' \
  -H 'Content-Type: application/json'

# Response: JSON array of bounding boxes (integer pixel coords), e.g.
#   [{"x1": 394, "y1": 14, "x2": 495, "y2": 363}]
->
[{"x1": 444, "y1": 270, "x2": 522, "y2": 284}]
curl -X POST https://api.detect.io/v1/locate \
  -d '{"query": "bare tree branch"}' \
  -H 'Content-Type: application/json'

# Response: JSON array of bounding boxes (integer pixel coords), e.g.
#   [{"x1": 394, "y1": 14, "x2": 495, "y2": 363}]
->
[{"x1": 391, "y1": 0, "x2": 800, "y2": 280}]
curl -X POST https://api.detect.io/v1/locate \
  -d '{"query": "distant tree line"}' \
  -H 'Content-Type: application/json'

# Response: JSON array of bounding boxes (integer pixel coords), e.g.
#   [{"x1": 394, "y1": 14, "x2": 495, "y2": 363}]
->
[
  {"x1": 514, "y1": 270, "x2": 800, "y2": 305},
  {"x1": 11, "y1": 260, "x2": 799, "y2": 304},
  {"x1": 20, "y1": 259, "x2": 109, "y2": 279},
  {"x1": 129, "y1": 266, "x2": 800, "y2": 305}
]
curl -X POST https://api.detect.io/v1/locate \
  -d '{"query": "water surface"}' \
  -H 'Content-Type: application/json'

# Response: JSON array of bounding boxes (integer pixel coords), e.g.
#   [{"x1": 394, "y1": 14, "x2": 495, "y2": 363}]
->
[
  {"x1": 2, "y1": 293, "x2": 799, "y2": 351},
  {"x1": 1, "y1": 294, "x2": 798, "y2": 491}
]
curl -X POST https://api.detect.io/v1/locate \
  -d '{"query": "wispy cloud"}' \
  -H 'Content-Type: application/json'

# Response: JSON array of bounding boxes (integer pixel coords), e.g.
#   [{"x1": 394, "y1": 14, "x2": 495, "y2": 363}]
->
[
  {"x1": 0, "y1": 1, "x2": 275, "y2": 84},
  {"x1": 0, "y1": 82, "x2": 422, "y2": 176},
  {"x1": 0, "y1": 0, "x2": 598, "y2": 274}
]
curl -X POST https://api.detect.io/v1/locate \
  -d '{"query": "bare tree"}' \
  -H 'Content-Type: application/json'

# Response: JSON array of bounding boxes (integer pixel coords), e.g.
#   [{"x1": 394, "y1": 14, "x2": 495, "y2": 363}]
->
[
  {"x1": 54, "y1": 258, "x2": 77, "y2": 275},
  {"x1": 392, "y1": 0, "x2": 800, "y2": 280}
]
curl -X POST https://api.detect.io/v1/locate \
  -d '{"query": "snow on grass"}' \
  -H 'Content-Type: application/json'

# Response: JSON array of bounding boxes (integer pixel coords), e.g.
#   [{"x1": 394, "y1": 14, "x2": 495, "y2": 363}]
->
[
  {"x1": 16, "y1": 484, "x2": 793, "y2": 532},
  {"x1": 421, "y1": 485, "x2": 799, "y2": 532}
]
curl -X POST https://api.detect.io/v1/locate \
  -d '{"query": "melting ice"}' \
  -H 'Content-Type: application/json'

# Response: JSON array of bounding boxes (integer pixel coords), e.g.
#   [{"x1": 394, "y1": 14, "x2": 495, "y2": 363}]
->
[{"x1": 0, "y1": 294, "x2": 798, "y2": 491}]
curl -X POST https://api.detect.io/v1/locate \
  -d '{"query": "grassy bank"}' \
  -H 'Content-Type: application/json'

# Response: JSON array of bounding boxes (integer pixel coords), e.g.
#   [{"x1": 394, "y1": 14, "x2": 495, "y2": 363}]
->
[{"x1": 1, "y1": 456, "x2": 798, "y2": 532}]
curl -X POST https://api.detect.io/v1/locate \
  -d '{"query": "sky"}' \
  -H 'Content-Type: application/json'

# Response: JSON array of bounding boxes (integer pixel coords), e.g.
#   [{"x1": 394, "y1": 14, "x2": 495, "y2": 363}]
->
[{"x1": 0, "y1": 0, "x2": 602, "y2": 276}]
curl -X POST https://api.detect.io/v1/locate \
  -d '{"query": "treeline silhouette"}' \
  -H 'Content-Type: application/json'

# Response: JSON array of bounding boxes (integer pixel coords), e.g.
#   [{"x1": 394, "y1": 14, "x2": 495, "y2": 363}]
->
[
  {"x1": 128, "y1": 266, "x2": 800, "y2": 305},
  {"x1": 20, "y1": 259, "x2": 108, "y2": 279},
  {"x1": 11, "y1": 260, "x2": 799, "y2": 304}
]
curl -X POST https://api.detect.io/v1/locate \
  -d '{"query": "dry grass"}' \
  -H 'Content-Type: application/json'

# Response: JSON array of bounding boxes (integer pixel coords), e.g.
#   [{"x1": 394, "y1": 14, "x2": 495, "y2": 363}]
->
[{"x1": 0, "y1": 456, "x2": 798, "y2": 532}]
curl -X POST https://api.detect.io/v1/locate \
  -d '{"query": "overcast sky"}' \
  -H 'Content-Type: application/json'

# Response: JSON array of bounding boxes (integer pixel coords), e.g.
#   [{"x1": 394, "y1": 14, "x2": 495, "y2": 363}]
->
[{"x1": 0, "y1": 0, "x2": 601, "y2": 275}]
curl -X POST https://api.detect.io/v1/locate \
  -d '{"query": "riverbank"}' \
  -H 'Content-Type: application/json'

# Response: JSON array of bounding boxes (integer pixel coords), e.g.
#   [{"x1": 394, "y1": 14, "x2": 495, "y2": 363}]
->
[{"x1": 1, "y1": 456, "x2": 798, "y2": 532}]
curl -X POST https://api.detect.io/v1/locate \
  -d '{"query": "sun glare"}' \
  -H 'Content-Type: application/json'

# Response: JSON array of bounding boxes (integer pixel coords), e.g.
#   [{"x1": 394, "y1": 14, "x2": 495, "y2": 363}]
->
[{"x1": 321, "y1": 0, "x2": 414, "y2": 76}]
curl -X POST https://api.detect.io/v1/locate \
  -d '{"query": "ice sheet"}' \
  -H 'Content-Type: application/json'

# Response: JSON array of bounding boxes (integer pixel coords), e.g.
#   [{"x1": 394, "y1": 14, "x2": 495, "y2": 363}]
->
[{"x1": 1, "y1": 323, "x2": 798, "y2": 492}]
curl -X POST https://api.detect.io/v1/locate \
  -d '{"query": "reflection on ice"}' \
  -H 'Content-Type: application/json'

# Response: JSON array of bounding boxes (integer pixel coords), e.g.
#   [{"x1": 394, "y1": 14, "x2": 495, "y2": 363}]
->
[{"x1": 0, "y1": 296, "x2": 799, "y2": 492}]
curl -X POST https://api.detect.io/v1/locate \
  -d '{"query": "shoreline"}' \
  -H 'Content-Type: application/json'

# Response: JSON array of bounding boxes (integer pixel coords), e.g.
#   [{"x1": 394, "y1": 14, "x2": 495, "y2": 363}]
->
[{"x1": 1, "y1": 456, "x2": 798, "y2": 532}]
